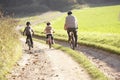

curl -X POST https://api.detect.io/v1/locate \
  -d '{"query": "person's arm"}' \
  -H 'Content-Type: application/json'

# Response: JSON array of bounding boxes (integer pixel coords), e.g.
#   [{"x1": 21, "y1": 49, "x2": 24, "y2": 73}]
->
[
  {"x1": 23, "y1": 27, "x2": 26, "y2": 35},
  {"x1": 52, "y1": 27, "x2": 55, "y2": 33},
  {"x1": 64, "y1": 17, "x2": 67, "y2": 30},
  {"x1": 64, "y1": 24, "x2": 67, "y2": 30},
  {"x1": 75, "y1": 16, "x2": 78, "y2": 29},
  {"x1": 31, "y1": 29, "x2": 34, "y2": 35}
]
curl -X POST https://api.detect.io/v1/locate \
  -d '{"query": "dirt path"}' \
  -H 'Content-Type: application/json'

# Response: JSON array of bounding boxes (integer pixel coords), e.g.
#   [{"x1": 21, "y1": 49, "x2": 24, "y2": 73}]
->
[
  {"x1": 14, "y1": 12, "x2": 120, "y2": 80},
  {"x1": 54, "y1": 39, "x2": 120, "y2": 80},
  {"x1": 6, "y1": 38, "x2": 91, "y2": 80}
]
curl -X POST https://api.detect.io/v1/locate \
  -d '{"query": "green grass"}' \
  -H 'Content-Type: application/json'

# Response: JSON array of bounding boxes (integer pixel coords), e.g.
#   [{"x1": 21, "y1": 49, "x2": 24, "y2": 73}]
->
[
  {"x1": 34, "y1": 38, "x2": 109, "y2": 80},
  {"x1": 0, "y1": 18, "x2": 22, "y2": 80},
  {"x1": 75, "y1": 6, "x2": 120, "y2": 33},
  {"x1": 33, "y1": 5, "x2": 120, "y2": 55}
]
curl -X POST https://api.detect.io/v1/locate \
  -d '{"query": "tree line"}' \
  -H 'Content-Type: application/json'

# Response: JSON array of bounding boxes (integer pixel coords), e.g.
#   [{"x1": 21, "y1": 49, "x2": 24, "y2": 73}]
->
[{"x1": 0, "y1": 0, "x2": 119, "y2": 8}]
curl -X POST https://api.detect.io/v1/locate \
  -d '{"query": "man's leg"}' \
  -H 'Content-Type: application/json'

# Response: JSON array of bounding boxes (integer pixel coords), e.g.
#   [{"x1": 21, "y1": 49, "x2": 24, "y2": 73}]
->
[
  {"x1": 67, "y1": 30, "x2": 70, "y2": 42},
  {"x1": 74, "y1": 30, "x2": 78, "y2": 47}
]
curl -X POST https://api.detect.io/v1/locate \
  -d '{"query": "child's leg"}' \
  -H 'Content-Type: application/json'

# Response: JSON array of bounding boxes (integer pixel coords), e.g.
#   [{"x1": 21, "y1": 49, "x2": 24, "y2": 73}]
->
[
  {"x1": 29, "y1": 35, "x2": 33, "y2": 47},
  {"x1": 51, "y1": 35, "x2": 55, "y2": 44},
  {"x1": 46, "y1": 34, "x2": 48, "y2": 44}
]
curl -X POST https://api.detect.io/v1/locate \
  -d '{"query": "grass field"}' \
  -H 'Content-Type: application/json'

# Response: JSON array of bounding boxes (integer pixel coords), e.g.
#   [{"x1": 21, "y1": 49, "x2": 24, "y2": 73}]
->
[{"x1": 33, "y1": 5, "x2": 120, "y2": 54}]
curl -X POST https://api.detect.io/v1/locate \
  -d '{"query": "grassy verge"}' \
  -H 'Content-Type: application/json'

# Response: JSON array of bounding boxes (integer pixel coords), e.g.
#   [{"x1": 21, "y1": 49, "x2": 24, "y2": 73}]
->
[
  {"x1": 33, "y1": 33, "x2": 120, "y2": 55},
  {"x1": 33, "y1": 38, "x2": 109, "y2": 80},
  {"x1": 0, "y1": 18, "x2": 22, "y2": 80}
]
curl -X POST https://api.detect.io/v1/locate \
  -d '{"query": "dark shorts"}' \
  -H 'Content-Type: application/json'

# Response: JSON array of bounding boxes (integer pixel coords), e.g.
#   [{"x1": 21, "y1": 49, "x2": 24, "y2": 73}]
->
[
  {"x1": 46, "y1": 34, "x2": 53, "y2": 40},
  {"x1": 67, "y1": 28, "x2": 77, "y2": 32}
]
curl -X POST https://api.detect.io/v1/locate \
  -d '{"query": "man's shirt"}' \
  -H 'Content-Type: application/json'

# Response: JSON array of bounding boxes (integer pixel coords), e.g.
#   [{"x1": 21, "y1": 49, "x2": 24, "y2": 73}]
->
[{"x1": 65, "y1": 15, "x2": 78, "y2": 29}]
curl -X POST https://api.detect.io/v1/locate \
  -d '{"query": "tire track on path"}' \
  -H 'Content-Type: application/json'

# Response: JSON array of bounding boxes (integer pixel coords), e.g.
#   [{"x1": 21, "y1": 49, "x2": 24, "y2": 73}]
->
[
  {"x1": 34, "y1": 35, "x2": 120, "y2": 80},
  {"x1": 55, "y1": 39, "x2": 120, "y2": 80}
]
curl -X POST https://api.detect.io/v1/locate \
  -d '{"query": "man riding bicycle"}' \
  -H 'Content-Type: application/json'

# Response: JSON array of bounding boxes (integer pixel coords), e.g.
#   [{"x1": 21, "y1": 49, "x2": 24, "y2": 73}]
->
[
  {"x1": 23, "y1": 22, "x2": 34, "y2": 48},
  {"x1": 64, "y1": 11, "x2": 78, "y2": 47}
]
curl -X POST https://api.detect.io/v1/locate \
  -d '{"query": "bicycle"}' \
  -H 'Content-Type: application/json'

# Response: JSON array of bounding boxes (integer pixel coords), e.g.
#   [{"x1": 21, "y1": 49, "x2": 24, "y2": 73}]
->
[
  {"x1": 26, "y1": 38, "x2": 32, "y2": 50},
  {"x1": 47, "y1": 35, "x2": 52, "y2": 49},
  {"x1": 69, "y1": 31, "x2": 75, "y2": 50}
]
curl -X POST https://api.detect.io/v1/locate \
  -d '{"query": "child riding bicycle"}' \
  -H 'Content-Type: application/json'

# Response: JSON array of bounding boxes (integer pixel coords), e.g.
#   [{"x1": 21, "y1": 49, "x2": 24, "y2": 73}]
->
[
  {"x1": 23, "y1": 22, "x2": 34, "y2": 48},
  {"x1": 44, "y1": 22, "x2": 55, "y2": 44}
]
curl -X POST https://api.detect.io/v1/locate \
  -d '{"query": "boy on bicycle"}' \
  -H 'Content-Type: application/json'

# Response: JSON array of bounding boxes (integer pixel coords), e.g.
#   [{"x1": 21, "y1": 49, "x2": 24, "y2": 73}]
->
[
  {"x1": 44, "y1": 22, "x2": 55, "y2": 44},
  {"x1": 64, "y1": 11, "x2": 78, "y2": 47},
  {"x1": 23, "y1": 22, "x2": 34, "y2": 48}
]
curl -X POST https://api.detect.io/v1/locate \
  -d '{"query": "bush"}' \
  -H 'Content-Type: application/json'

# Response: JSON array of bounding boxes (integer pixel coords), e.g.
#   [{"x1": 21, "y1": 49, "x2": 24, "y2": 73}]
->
[{"x1": 43, "y1": 0, "x2": 77, "y2": 10}]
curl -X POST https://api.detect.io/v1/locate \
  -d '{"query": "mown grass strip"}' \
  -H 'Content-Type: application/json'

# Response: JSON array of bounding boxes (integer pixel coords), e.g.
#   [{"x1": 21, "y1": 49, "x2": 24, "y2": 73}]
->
[
  {"x1": 33, "y1": 34, "x2": 120, "y2": 55},
  {"x1": 33, "y1": 38, "x2": 109, "y2": 80},
  {"x1": 79, "y1": 40, "x2": 120, "y2": 55}
]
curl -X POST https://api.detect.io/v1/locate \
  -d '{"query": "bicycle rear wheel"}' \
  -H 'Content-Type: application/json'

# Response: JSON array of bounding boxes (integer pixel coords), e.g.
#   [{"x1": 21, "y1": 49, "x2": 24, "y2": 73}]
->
[
  {"x1": 48, "y1": 36, "x2": 52, "y2": 49},
  {"x1": 69, "y1": 32, "x2": 75, "y2": 50},
  {"x1": 27, "y1": 39, "x2": 31, "y2": 50},
  {"x1": 71, "y1": 36, "x2": 75, "y2": 50}
]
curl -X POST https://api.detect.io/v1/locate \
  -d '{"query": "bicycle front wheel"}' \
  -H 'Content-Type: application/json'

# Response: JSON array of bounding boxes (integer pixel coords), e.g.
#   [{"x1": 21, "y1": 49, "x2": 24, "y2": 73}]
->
[
  {"x1": 70, "y1": 36, "x2": 75, "y2": 50},
  {"x1": 48, "y1": 36, "x2": 52, "y2": 49}
]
